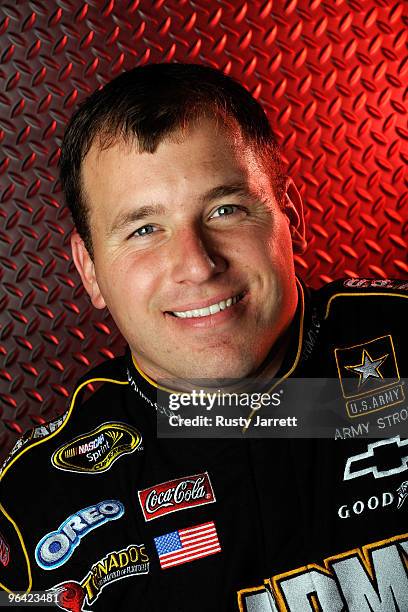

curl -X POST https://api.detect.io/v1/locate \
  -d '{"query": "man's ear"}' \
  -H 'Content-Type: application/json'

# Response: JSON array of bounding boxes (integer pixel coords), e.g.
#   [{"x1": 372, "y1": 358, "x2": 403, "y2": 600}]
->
[
  {"x1": 70, "y1": 231, "x2": 106, "y2": 309},
  {"x1": 283, "y1": 178, "x2": 307, "y2": 254}
]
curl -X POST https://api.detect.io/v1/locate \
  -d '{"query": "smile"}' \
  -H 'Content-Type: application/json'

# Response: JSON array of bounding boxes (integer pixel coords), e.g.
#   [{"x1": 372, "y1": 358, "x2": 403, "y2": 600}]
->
[{"x1": 171, "y1": 293, "x2": 245, "y2": 319}]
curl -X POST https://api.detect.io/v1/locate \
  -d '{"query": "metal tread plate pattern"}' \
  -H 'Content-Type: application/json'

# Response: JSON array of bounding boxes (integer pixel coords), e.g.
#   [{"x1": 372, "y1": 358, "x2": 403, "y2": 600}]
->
[{"x1": 0, "y1": 0, "x2": 406, "y2": 460}]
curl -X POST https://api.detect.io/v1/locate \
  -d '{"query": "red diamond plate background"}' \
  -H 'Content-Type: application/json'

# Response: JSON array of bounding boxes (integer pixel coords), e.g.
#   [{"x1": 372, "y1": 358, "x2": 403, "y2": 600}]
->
[{"x1": 0, "y1": 0, "x2": 407, "y2": 461}]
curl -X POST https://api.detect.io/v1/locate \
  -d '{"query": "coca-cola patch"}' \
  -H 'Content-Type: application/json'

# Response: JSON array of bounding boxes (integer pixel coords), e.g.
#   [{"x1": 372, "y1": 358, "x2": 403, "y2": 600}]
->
[{"x1": 138, "y1": 472, "x2": 215, "y2": 521}]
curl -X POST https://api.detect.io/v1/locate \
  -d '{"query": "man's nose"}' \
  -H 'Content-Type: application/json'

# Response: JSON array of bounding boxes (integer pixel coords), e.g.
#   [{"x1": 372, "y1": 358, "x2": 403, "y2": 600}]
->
[{"x1": 169, "y1": 226, "x2": 227, "y2": 284}]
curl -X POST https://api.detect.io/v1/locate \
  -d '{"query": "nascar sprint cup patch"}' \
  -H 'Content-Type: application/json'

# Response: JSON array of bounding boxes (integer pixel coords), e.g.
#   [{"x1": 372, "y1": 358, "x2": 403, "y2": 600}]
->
[{"x1": 51, "y1": 422, "x2": 142, "y2": 474}]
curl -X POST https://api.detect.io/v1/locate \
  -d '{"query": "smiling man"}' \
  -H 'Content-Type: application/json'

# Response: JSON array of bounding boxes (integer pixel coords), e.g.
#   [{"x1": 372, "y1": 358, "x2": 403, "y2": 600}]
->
[
  {"x1": 73, "y1": 114, "x2": 304, "y2": 382},
  {"x1": 0, "y1": 64, "x2": 406, "y2": 612}
]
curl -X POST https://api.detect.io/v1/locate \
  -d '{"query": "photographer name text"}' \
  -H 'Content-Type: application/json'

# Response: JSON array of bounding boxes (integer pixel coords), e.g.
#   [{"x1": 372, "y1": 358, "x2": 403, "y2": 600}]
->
[{"x1": 168, "y1": 415, "x2": 298, "y2": 428}]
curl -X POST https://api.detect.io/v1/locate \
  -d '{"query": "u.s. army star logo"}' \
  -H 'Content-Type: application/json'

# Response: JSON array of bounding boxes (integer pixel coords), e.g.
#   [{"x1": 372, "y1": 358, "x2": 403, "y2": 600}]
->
[
  {"x1": 334, "y1": 335, "x2": 404, "y2": 418},
  {"x1": 345, "y1": 350, "x2": 388, "y2": 388}
]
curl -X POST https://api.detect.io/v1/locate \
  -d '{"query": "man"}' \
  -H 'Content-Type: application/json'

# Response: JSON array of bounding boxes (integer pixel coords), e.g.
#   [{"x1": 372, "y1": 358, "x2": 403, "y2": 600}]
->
[{"x1": 0, "y1": 63, "x2": 406, "y2": 611}]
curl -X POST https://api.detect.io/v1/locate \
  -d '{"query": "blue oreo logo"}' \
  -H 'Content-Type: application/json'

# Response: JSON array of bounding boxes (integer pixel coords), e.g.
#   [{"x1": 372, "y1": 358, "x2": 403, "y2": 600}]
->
[{"x1": 35, "y1": 500, "x2": 124, "y2": 570}]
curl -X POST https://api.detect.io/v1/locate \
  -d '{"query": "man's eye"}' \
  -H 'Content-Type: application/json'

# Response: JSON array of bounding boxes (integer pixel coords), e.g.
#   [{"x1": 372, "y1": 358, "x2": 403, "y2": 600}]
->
[
  {"x1": 130, "y1": 224, "x2": 156, "y2": 238},
  {"x1": 211, "y1": 205, "x2": 239, "y2": 218}
]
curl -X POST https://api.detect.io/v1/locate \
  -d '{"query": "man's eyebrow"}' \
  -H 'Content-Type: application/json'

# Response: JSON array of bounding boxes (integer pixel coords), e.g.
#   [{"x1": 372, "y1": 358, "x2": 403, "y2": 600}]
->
[
  {"x1": 201, "y1": 182, "x2": 249, "y2": 204},
  {"x1": 108, "y1": 204, "x2": 166, "y2": 236}
]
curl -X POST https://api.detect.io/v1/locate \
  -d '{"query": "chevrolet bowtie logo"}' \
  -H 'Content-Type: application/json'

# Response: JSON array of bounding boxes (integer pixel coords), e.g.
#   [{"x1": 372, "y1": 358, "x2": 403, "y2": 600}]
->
[
  {"x1": 344, "y1": 436, "x2": 408, "y2": 481},
  {"x1": 345, "y1": 350, "x2": 388, "y2": 388}
]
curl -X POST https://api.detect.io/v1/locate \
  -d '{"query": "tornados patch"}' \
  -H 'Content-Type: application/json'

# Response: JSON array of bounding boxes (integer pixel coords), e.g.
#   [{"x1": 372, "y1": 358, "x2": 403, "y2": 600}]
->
[
  {"x1": 49, "y1": 544, "x2": 149, "y2": 611},
  {"x1": 35, "y1": 500, "x2": 124, "y2": 570},
  {"x1": 51, "y1": 422, "x2": 142, "y2": 474}
]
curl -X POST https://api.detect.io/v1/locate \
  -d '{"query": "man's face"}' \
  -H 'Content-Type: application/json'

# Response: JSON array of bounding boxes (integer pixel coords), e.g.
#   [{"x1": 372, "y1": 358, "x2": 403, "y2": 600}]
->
[{"x1": 77, "y1": 118, "x2": 302, "y2": 381}]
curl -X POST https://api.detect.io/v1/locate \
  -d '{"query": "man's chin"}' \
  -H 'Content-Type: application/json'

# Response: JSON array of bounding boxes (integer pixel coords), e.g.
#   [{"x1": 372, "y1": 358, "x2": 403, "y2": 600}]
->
[{"x1": 160, "y1": 359, "x2": 254, "y2": 386}]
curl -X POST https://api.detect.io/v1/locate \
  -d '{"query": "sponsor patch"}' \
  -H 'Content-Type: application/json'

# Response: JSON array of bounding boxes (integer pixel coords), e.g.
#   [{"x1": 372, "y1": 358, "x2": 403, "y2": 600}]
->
[
  {"x1": 343, "y1": 436, "x2": 408, "y2": 481},
  {"x1": 50, "y1": 544, "x2": 149, "y2": 611},
  {"x1": 397, "y1": 481, "x2": 408, "y2": 509},
  {"x1": 0, "y1": 531, "x2": 9, "y2": 567},
  {"x1": 51, "y1": 422, "x2": 142, "y2": 474},
  {"x1": 334, "y1": 335, "x2": 404, "y2": 418},
  {"x1": 337, "y1": 491, "x2": 395, "y2": 519},
  {"x1": 343, "y1": 278, "x2": 408, "y2": 290},
  {"x1": 138, "y1": 472, "x2": 215, "y2": 521},
  {"x1": 32, "y1": 411, "x2": 69, "y2": 440},
  {"x1": 35, "y1": 500, "x2": 124, "y2": 570},
  {"x1": 338, "y1": 478, "x2": 408, "y2": 518},
  {"x1": 299, "y1": 307, "x2": 321, "y2": 364},
  {"x1": 154, "y1": 521, "x2": 221, "y2": 569},
  {"x1": 237, "y1": 534, "x2": 408, "y2": 611},
  {"x1": 0, "y1": 411, "x2": 69, "y2": 476}
]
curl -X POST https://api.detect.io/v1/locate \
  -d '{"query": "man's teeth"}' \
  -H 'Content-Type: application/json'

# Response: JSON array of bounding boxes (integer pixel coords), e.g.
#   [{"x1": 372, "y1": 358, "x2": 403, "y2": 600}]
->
[{"x1": 172, "y1": 295, "x2": 242, "y2": 318}]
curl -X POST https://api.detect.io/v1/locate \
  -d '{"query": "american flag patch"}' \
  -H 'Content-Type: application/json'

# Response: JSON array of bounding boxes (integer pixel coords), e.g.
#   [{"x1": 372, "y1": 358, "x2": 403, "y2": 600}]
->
[{"x1": 154, "y1": 521, "x2": 221, "y2": 569}]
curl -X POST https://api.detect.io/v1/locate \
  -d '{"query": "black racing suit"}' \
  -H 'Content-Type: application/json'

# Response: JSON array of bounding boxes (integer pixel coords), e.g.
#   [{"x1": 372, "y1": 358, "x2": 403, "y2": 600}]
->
[{"x1": 0, "y1": 278, "x2": 407, "y2": 611}]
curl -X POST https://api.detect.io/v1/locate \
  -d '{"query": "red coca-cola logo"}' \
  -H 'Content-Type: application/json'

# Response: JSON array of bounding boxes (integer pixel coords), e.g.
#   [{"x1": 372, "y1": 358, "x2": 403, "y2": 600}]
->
[{"x1": 138, "y1": 472, "x2": 215, "y2": 521}]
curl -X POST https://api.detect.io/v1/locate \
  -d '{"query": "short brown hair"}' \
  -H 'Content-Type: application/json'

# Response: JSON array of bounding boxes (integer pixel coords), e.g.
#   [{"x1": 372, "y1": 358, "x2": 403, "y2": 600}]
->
[{"x1": 60, "y1": 63, "x2": 286, "y2": 258}]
